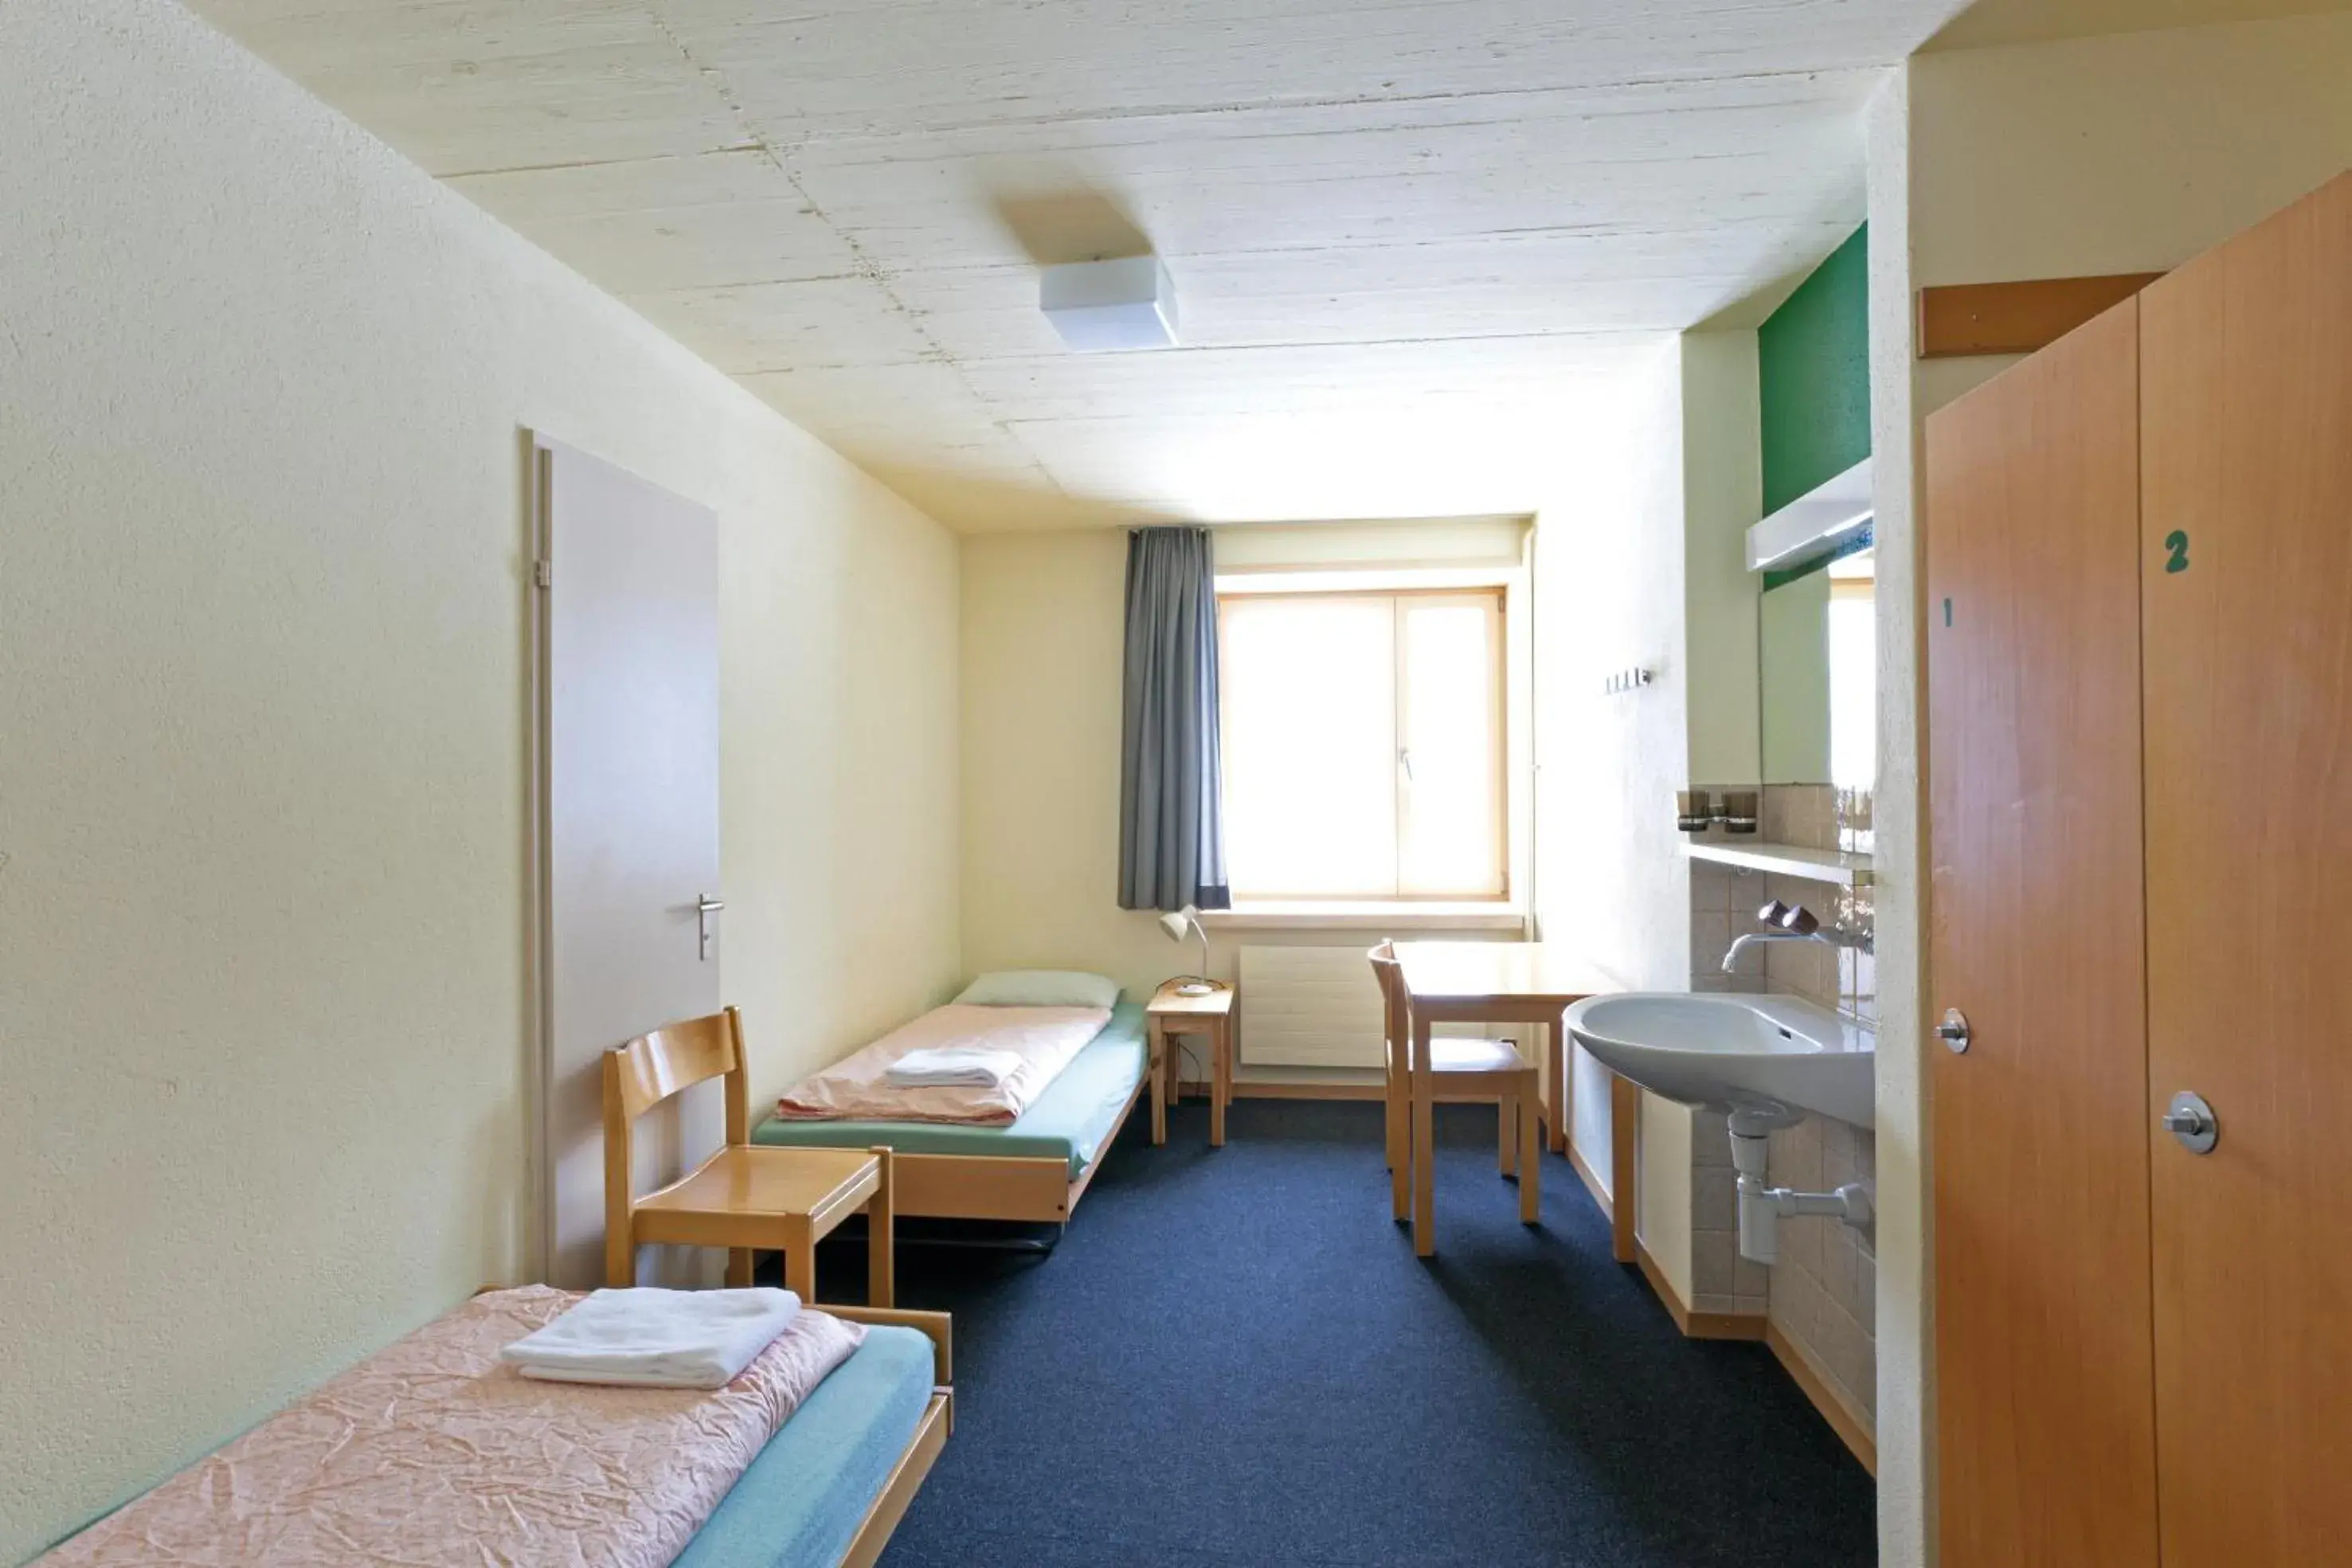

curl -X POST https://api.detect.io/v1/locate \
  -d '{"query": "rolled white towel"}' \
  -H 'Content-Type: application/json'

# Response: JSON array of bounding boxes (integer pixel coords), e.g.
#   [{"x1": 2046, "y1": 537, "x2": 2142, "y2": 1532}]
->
[
  {"x1": 886, "y1": 1046, "x2": 1023, "y2": 1087},
  {"x1": 499, "y1": 1287, "x2": 800, "y2": 1390}
]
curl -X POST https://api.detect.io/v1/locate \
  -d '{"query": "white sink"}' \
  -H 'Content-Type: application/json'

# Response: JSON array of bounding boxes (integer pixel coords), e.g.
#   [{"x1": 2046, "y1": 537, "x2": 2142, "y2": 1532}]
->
[{"x1": 1563, "y1": 992, "x2": 1874, "y2": 1129}]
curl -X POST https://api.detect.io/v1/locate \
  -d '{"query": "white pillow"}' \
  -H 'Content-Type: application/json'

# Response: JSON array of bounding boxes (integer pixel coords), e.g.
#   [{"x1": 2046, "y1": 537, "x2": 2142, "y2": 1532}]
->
[{"x1": 953, "y1": 970, "x2": 1120, "y2": 1009}]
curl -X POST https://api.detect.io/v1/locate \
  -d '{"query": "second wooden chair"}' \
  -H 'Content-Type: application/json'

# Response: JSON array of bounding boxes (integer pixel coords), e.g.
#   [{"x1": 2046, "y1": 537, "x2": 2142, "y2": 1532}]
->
[{"x1": 1368, "y1": 940, "x2": 1540, "y2": 1226}]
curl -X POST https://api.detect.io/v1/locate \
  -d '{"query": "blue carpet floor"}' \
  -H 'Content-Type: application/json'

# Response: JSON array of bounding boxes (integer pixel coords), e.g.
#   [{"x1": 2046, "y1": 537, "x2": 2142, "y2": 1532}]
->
[{"x1": 831, "y1": 1098, "x2": 1875, "y2": 1568}]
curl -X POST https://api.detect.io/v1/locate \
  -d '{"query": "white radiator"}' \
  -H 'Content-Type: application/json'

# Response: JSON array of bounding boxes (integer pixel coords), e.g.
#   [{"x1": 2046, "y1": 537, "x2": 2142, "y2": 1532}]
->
[
  {"x1": 1238, "y1": 945, "x2": 1387, "y2": 1068},
  {"x1": 1236, "y1": 944, "x2": 1511, "y2": 1069}
]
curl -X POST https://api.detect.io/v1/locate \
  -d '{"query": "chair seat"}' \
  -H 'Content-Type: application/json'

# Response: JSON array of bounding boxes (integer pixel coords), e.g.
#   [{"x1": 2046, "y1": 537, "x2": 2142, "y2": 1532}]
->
[
  {"x1": 637, "y1": 1144, "x2": 879, "y2": 1224},
  {"x1": 1409, "y1": 1036, "x2": 1530, "y2": 1076}
]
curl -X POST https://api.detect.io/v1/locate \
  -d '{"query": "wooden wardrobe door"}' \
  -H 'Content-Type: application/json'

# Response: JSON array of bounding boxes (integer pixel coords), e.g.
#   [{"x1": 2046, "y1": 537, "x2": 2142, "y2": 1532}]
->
[
  {"x1": 2140, "y1": 170, "x2": 2352, "y2": 1566},
  {"x1": 1926, "y1": 300, "x2": 2159, "y2": 1568}
]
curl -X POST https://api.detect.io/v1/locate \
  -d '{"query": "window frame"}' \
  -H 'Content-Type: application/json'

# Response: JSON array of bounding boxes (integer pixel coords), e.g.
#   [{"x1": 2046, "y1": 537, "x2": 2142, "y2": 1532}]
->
[{"x1": 1215, "y1": 583, "x2": 1511, "y2": 904}]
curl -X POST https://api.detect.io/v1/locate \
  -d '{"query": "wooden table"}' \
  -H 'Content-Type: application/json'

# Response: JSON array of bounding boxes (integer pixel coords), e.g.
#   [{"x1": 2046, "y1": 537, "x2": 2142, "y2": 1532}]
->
[
  {"x1": 1391, "y1": 942, "x2": 1620, "y2": 1258},
  {"x1": 632, "y1": 1143, "x2": 894, "y2": 1306},
  {"x1": 1146, "y1": 980, "x2": 1238, "y2": 1147}
]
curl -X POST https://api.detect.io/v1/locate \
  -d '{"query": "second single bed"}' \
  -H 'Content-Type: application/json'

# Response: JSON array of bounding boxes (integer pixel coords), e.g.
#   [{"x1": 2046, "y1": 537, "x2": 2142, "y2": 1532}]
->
[{"x1": 755, "y1": 978, "x2": 1154, "y2": 1226}]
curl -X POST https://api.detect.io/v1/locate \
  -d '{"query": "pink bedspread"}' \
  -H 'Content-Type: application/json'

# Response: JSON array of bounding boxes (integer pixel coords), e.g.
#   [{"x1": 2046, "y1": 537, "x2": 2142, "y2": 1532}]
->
[
  {"x1": 39, "y1": 1285, "x2": 864, "y2": 1568},
  {"x1": 774, "y1": 1003, "x2": 1112, "y2": 1125}
]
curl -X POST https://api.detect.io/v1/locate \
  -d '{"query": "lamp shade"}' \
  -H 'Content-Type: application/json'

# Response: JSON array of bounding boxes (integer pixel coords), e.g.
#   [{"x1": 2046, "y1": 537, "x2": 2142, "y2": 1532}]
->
[
  {"x1": 1156, "y1": 905, "x2": 1214, "y2": 993},
  {"x1": 1040, "y1": 256, "x2": 1179, "y2": 352}
]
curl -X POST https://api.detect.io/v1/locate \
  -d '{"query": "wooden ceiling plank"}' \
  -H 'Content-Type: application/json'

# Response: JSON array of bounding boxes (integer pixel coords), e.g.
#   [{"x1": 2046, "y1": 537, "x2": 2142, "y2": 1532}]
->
[
  {"x1": 448, "y1": 157, "x2": 867, "y2": 295},
  {"x1": 184, "y1": 0, "x2": 1958, "y2": 529},
  {"x1": 443, "y1": 149, "x2": 789, "y2": 216},
  {"x1": 303, "y1": 68, "x2": 746, "y2": 175},
  {"x1": 627, "y1": 278, "x2": 940, "y2": 377},
  {"x1": 209, "y1": 0, "x2": 659, "y2": 73},
  {"x1": 656, "y1": 0, "x2": 1933, "y2": 141}
]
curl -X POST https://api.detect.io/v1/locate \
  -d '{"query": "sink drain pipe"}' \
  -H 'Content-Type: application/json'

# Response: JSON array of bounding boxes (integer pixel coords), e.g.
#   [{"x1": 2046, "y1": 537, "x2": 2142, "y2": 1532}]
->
[{"x1": 1728, "y1": 1110, "x2": 1875, "y2": 1265}]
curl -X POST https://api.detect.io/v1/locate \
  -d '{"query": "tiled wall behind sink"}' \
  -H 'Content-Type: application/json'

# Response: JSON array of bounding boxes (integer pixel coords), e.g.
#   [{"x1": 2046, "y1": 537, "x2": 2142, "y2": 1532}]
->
[
  {"x1": 1766, "y1": 1109, "x2": 1877, "y2": 1426},
  {"x1": 1685, "y1": 782, "x2": 1877, "y2": 1438}
]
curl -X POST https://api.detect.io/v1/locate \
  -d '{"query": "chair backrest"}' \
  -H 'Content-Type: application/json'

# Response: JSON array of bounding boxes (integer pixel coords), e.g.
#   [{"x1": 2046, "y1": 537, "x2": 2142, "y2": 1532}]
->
[
  {"x1": 604, "y1": 1006, "x2": 751, "y2": 1158},
  {"x1": 1367, "y1": 940, "x2": 1407, "y2": 1069},
  {"x1": 604, "y1": 1009, "x2": 751, "y2": 1281}
]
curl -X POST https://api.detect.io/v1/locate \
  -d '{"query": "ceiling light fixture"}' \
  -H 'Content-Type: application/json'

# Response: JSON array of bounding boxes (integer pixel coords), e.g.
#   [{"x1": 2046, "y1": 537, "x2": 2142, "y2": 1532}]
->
[{"x1": 1039, "y1": 255, "x2": 1179, "y2": 351}]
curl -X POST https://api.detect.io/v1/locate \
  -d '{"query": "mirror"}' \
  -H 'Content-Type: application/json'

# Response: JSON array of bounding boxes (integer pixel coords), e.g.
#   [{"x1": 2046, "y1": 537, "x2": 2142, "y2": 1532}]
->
[{"x1": 1759, "y1": 546, "x2": 1875, "y2": 791}]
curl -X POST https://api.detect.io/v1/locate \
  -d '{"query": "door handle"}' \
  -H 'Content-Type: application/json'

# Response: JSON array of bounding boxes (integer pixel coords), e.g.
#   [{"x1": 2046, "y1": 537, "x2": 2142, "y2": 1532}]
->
[
  {"x1": 1935, "y1": 1007, "x2": 1970, "y2": 1054},
  {"x1": 2162, "y1": 1090, "x2": 2217, "y2": 1154},
  {"x1": 695, "y1": 894, "x2": 724, "y2": 962}
]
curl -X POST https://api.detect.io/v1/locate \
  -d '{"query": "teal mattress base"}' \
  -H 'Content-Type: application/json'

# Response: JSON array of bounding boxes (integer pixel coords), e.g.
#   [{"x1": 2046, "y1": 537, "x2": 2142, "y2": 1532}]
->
[
  {"x1": 672, "y1": 1324, "x2": 934, "y2": 1568},
  {"x1": 753, "y1": 1000, "x2": 1148, "y2": 1179}
]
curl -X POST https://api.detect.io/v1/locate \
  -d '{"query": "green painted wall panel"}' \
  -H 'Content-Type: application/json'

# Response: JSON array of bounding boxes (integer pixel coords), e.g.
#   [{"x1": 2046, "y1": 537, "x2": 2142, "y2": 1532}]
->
[{"x1": 1758, "y1": 225, "x2": 1870, "y2": 514}]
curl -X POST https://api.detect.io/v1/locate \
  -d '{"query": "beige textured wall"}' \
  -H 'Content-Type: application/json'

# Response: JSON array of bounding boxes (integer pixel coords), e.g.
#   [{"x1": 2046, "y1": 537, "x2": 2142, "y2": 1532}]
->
[
  {"x1": 1873, "y1": 15, "x2": 2352, "y2": 1562},
  {"x1": 0, "y1": 2, "x2": 959, "y2": 1559},
  {"x1": 1658, "y1": 329, "x2": 1767, "y2": 1298},
  {"x1": 1868, "y1": 65, "x2": 1934, "y2": 1568},
  {"x1": 1913, "y1": 12, "x2": 2352, "y2": 417},
  {"x1": 959, "y1": 530, "x2": 1182, "y2": 999},
  {"x1": 1538, "y1": 330, "x2": 1765, "y2": 1300},
  {"x1": 1529, "y1": 342, "x2": 1703, "y2": 1291},
  {"x1": 1679, "y1": 330, "x2": 1765, "y2": 790}
]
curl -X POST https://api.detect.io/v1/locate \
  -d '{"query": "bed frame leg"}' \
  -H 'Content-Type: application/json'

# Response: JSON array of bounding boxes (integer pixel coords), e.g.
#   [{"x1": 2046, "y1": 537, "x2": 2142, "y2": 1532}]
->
[{"x1": 867, "y1": 1146, "x2": 895, "y2": 1308}]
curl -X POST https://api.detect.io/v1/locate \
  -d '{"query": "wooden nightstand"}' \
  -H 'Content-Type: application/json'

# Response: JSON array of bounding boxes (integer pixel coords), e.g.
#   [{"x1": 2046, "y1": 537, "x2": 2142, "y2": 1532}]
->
[{"x1": 1147, "y1": 980, "x2": 1239, "y2": 1147}]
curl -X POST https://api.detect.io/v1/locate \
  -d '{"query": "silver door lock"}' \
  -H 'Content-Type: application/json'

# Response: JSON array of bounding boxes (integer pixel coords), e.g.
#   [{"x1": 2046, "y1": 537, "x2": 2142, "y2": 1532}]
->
[
  {"x1": 2162, "y1": 1090, "x2": 2218, "y2": 1155},
  {"x1": 1935, "y1": 1007, "x2": 1970, "y2": 1054}
]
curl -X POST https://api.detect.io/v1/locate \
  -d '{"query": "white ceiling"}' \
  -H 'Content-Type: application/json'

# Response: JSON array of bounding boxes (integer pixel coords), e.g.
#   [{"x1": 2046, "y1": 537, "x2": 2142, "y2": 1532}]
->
[{"x1": 192, "y1": 0, "x2": 1968, "y2": 530}]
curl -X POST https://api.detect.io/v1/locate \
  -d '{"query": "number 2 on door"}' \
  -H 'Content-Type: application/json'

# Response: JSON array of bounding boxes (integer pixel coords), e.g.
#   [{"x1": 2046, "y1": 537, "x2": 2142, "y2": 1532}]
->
[{"x1": 2163, "y1": 530, "x2": 2190, "y2": 574}]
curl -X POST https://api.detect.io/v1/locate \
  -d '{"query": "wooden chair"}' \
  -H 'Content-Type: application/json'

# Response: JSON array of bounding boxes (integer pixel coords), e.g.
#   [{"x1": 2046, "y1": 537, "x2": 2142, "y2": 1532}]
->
[
  {"x1": 604, "y1": 1007, "x2": 894, "y2": 1305},
  {"x1": 1369, "y1": 940, "x2": 1540, "y2": 1225}
]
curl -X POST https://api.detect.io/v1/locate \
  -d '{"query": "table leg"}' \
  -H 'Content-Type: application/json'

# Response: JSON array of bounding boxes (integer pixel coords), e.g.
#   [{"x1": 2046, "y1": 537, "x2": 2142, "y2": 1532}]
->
[
  {"x1": 867, "y1": 1147, "x2": 895, "y2": 1308},
  {"x1": 783, "y1": 1216, "x2": 817, "y2": 1302},
  {"x1": 1149, "y1": 1019, "x2": 1168, "y2": 1146},
  {"x1": 725, "y1": 1248, "x2": 755, "y2": 1288},
  {"x1": 1387, "y1": 1030, "x2": 1409, "y2": 1222},
  {"x1": 1548, "y1": 1021, "x2": 1569, "y2": 1155},
  {"x1": 1211, "y1": 1019, "x2": 1228, "y2": 1148},
  {"x1": 1519, "y1": 1082, "x2": 1541, "y2": 1226},
  {"x1": 1412, "y1": 1011, "x2": 1435, "y2": 1257}
]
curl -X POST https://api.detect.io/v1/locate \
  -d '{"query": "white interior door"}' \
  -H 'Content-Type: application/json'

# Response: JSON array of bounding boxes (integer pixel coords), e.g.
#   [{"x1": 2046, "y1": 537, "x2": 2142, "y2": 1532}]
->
[{"x1": 534, "y1": 438, "x2": 722, "y2": 1289}]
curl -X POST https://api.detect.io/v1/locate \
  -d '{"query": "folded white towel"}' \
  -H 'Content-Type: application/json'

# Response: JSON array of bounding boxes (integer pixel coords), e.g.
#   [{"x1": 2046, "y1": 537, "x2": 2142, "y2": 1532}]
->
[
  {"x1": 886, "y1": 1046, "x2": 1024, "y2": 1087},
  {"x1": 498, "y1": 1287, "x2": 801, "y2": 1390}
]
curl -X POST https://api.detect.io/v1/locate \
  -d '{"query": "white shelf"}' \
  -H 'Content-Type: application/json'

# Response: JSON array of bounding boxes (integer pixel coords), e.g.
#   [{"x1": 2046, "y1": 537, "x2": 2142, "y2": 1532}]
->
[
  {"x1": 1746, "y1": 456, "x2": 1873, "y2": 573},
  {"x1": 1684, "y1": 839, "x2": 1873, "y2": 886}
]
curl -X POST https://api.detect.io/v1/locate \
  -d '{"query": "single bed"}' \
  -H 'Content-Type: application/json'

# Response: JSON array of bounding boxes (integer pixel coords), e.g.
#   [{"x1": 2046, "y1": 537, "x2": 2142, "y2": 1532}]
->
[
  {"x1": 33, "y1": 1295, "x2": 952, "y2": 1568},
  {"x1": 680, "y1": 1307, "x2": 952, "y2": 1568},
  {"x1": 753, "y1": 999, "x2": 1152, "y2": 1225}
]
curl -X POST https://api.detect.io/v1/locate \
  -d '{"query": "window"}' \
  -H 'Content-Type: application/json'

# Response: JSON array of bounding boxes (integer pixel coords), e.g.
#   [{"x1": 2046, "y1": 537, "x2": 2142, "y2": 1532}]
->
[
  {"x1": 1218, "y1": 588, "x2": 1507, "y2": 901},
  {"x1": 1826, "y1": 572, "x2": 1876, "y2": 792}
]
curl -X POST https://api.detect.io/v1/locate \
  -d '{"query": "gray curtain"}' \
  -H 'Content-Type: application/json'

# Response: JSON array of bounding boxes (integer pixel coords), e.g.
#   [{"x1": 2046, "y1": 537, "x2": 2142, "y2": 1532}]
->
[{"x1": 1118, "y1": 527, "x2": 1231, "y2": 912}]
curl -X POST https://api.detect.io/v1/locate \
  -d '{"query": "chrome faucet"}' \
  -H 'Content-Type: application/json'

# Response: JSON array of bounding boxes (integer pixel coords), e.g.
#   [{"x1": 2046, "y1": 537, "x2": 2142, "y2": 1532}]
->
[
  {"x1": 1721, "y1": 929, "x2": 1830, "y2": 973},
  {"x1": 1720, "y1": 900, "x2": 1866, "y2": 974}
]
